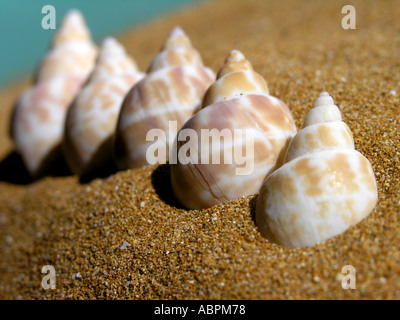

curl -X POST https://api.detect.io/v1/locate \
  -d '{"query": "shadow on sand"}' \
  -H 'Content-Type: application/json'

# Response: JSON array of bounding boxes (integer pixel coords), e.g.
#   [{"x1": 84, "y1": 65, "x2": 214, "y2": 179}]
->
[
  {"x1": 151, "y1": 163, "x2": 186, "y2": 209},
  {"x1": 0, "y1": 150, "x2": 73, "y2": 185}
]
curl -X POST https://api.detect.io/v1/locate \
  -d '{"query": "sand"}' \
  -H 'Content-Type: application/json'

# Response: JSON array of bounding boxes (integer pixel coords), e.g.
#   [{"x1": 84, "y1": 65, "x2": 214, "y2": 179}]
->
[{"x1": 0, "y1": 0, "x2": 399, "y2": 299}]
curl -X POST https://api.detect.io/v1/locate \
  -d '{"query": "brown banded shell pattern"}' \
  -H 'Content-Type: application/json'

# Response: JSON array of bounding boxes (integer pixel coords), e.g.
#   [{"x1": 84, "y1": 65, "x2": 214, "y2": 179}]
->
[
  {"x1": 256, "y1": 92, "x2": 378, "y2": 248},
  {"x1": 63, "y1": 38, "x2": 144, "y2": 175},
  {"x1": 10, "y1": 10, "x2": 97, "y2": 177},
  {"x1": 171, "y1": 50, "x2": 297, "y2": 210},
  {"x1": 114, "y1": 27, "x2": 216, "y2": 169}
]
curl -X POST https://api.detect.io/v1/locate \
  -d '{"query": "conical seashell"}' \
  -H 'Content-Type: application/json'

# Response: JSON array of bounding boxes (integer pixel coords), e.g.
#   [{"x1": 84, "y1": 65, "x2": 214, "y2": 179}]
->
[
  {"x1": 63, "y1": 37, "x2": 145, "y2": 175},
  {"x1": 114, "y1": 26, "x2": 216, "y2": 169},
  {"x1": 147, "y1": 27, "x2": 204, "y2": 72},
  {"x1": 256, "y1": 92, "x2": 378, "y2": 248},
  {"x1": 10, "y1": 10, "x2": 97, "y2": 177},
  {"x1": 36, "y1": 10, "x2": 97, "y2": 82},
  {"x1": 52, "y1": 9, "x2": 92, "y2": 45},
  {"x1": 170, "y1": 50, "x2": 297, "y2": 210}
]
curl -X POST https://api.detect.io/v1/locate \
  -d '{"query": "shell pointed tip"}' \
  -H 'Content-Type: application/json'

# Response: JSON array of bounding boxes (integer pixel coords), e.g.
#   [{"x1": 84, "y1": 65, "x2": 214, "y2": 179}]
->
[
  {"x1": 66, "y1": 9, "x2": 83, "y2": 16},
  {"x1": 226, "y1": 49, "x2": 245, "y2": 62},
  {"x1": 163, "y1": 26, "x2": 190, "y2": 49},
  {"x1": 53, "y1": 8, "x2": 91, "y2": 45},
  {"x1": 319, "y1": 91, "x2": 330, "y2": 97},
  {"x1": 230, "y1": 49, "x2": 241, "y2": 55},
  {"x1": 216, "y1": 49, "x2": 253, "y2": 78},
  {"x1": 314, "y1": 91, "x2": 334, "y2": 108},
  {"x1": 63, "y1": 9, "x2": 85, "y2": 24},
  {"x1": 170, "y1": 26, "x2": 186, "y2": 37},
  {"x1": 99, "y1": 37, "x2": 125, "y2": 59},
  {"x1": 101, "y1": 37, "x2": 119, "y2": 48}
]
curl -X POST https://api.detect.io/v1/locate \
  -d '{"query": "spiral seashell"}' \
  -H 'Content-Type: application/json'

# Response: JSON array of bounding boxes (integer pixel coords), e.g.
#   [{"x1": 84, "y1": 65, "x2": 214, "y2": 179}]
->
[
  {"x1": 10, "y1": 10, "x2": 97, "y2": 177},
  {"x1": 36, "y1": 10, "x2": 97, "y2": 82},
  {"x1": 170, "y1": 50, "x2": 297, "y2": 210},
  {"x1": 114, "y1": 26, "x2": 216, "y2": 169},
  {"x1": 63, "y1": 38, "x2": 145, "y2": 175},
  {"x1": 256, "y1": 92, "x2": 378, "y2": 248}
]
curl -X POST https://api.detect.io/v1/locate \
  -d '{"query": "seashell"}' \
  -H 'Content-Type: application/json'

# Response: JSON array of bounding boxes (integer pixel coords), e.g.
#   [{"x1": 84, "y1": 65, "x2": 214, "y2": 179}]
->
[
  {"x1": 114, "y1": 26, "x2": 216, "y2": 169},
  {"x1": 63, "y1": 37, "x2": 145, "y2": 175},
  {"x1": 36, "y1": 9, "x2": 97, "y2": 82},
  {"x1": 10, "y1": 10, "x2": 97, "y2": 177},
  {"x1": 170, "y1": 50, "x2": 297, "y2": 210},
  {"x1": 255, "y1": 92, "x2": 378, "y2": 248}
]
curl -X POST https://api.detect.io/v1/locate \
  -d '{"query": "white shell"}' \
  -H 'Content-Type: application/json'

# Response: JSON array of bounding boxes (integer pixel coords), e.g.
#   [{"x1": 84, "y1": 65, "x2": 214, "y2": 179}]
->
[
  {"x1": 63, "y1": 38, "x2": 144, "y2": 175},
  {"x1": 170, "y1": 50, "x2": 297, "y2": 209},
  {"x1": 11, "y1": 10, "x2": 97, "y2": 177},
  {"x1": 114, "y1": 26, "x2": 215, "y2": 169},
  {"x1": 256, "y1": 92, "x2": 378, "y2": 248},
  {"x1": 36, "y1": 9, "x2": 97, "y2": 82}
]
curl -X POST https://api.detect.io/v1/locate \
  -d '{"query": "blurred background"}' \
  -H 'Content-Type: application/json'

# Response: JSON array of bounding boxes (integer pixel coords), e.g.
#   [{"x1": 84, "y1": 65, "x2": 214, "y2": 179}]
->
[{"x1": 0, "y1": 0, "x2": 201, "y2": 88}]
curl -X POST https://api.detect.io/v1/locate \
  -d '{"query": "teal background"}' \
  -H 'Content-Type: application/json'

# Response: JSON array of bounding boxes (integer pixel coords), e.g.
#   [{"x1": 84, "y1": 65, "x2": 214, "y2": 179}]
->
[{"x1": 0, "y1": 0, "x2": 201, "y2": 88}]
